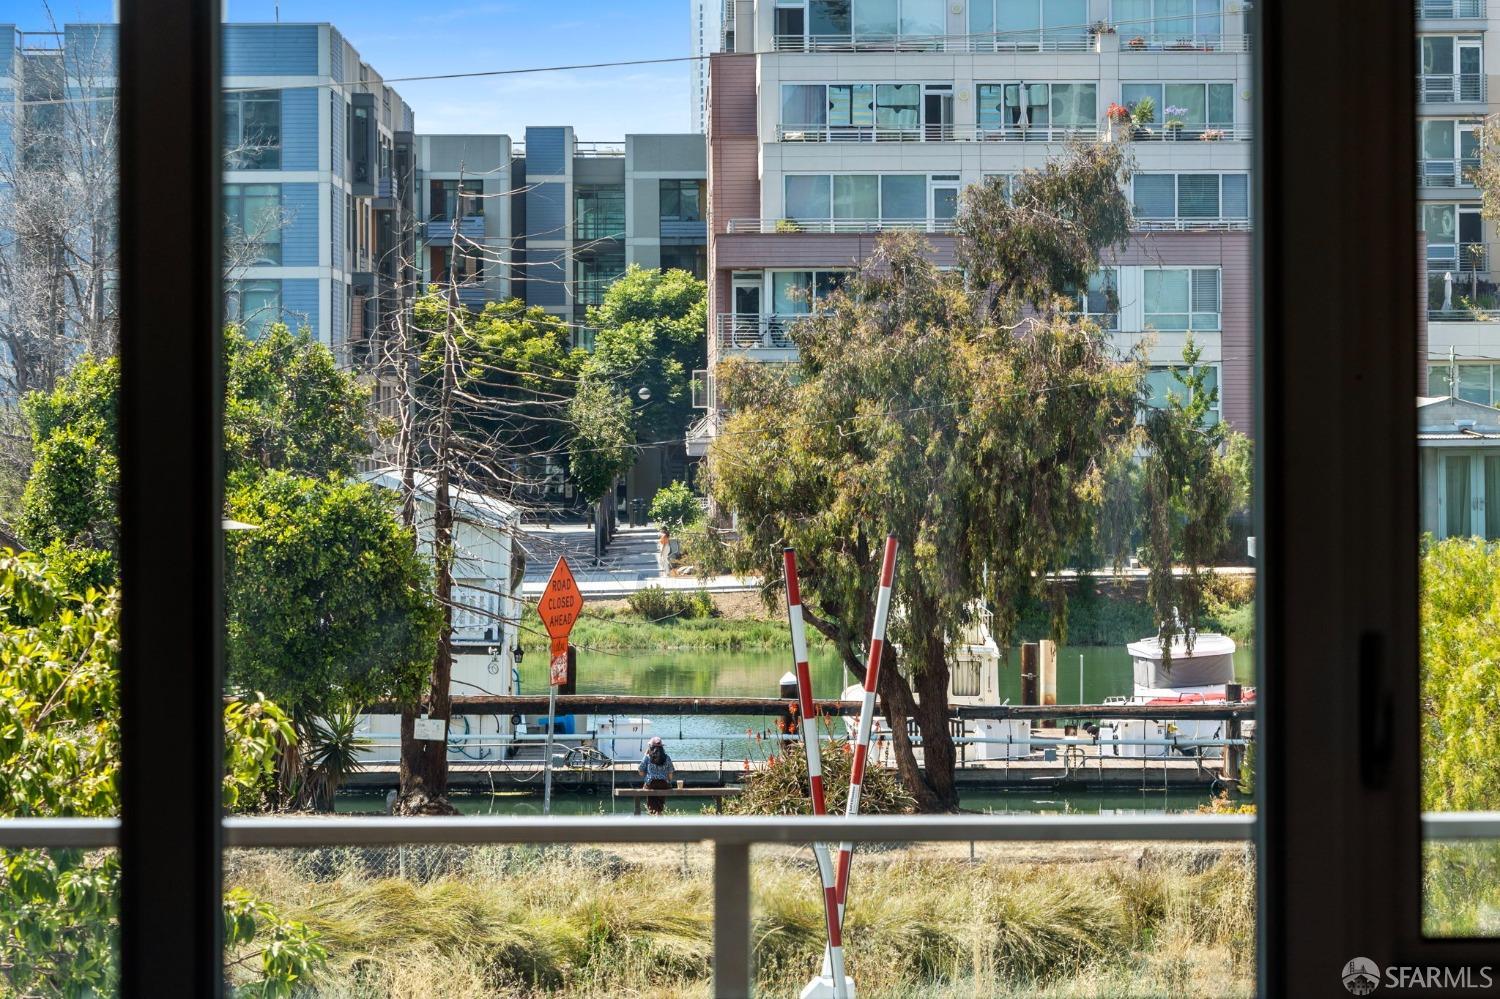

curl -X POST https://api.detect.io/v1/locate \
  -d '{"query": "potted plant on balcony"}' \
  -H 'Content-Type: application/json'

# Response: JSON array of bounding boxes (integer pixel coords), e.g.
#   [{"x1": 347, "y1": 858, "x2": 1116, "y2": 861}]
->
[
  {"x1": 1127, "y1": 35, "x2": 1147, "y2": 49},
  {"x1": 1090, "y1": 20, "x2": 1116, "y2": 34},
  {"x1": 775, "y1": 218, "x2": 803, "y2": 233},
  {"x1": 1105, "y1": 102, "x2": 1131, "y2": 141},
  {"x1": 1199, "y1": 128, "x2": 1226, "y2": 142},
  {"x1": 1164, "y1": 105, "x2": 1188, "y2": 139},
  {"x1": 1129, "y1": 96, "x2": 1156, "y2": 138}
]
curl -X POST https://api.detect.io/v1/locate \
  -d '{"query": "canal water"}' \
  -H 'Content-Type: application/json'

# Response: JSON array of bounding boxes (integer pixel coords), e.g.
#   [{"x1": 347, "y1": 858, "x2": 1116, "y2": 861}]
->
[{"x1": 339, "y1": 643, "x2": 1253, "y2": 815}]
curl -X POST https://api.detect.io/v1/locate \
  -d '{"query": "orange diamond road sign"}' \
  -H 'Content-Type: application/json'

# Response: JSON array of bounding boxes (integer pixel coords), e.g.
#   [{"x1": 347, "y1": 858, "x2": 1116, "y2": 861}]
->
[{"x1": 539, "y1": 557, "x2": 583, "y2": 686}]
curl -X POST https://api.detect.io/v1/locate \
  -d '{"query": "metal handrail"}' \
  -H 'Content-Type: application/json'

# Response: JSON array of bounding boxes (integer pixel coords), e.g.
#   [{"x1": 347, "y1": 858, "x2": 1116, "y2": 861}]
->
[
  {"x1": 771, "y1": 31, "x2": 1250, "y2": 54},
  {"x1": 1418, "y1": 156, "x2": 1481, "y2": 187},
  {"x1": 1417, "y1": 0, "x2": 1484, "y2": 17},
  {"x1": 1418, "y1": 72, "x2": 1488, "y2": 103},
  {"x1": 726, "y1": 217, "x2": 955, "y2": 234},
  {"x1": 1118, "y1": 33, "x2": 1248, "y2": 52},
  {"x1": 1133, "y1": 217, "x2": 1253, "y2": 232},
  {"x1": 1125, "y1": 122, "x2": 1250, "y2": 142},
  {"x1": 716, "y1": 313, "x2": 801, "y2": 350}
]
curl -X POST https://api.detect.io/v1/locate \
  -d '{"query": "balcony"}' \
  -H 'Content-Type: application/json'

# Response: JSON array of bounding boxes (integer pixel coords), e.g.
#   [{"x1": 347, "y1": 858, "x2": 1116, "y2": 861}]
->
[
  {"x1": 1116, "y1": 33, "x2": 1250, "y2": 52},
  {"x1": 1122, "y1": 122, "x2": 1250, "y2": 142},
  {"x1": 715, "y1": 313, "x2": 801, "y2": 356},
  {"x1": 725, "y1": 217, "x2": 955, "y2": 234},
  {"x1": 1418, "y1": 0, "x2": 1484, "y2": 17},
  {"x1": 1419, "y1": 156, "x2": 1481, "y2": 187},
  {"x1": 775, "y1": 121, "x2": 1249, "y2": 144},
  {"x1": 1428, "y1": 240, "x2": 1489, "y2": 274},
  {"x1": 660, "y1": 218, "x2": 707, "y2": 240},
  {"x1": 425, "y1": 215, "x2": 486, "y2": 245},
  {"x1": 1418, "y1": 72, "x2": 1488, "y2": 103},
  {"x1": 1132, "y1": 217, "x2": 1254, "y2": 232},
  {"x1": 770, "y1": 30, "x2": 1249, "y2": 53}
]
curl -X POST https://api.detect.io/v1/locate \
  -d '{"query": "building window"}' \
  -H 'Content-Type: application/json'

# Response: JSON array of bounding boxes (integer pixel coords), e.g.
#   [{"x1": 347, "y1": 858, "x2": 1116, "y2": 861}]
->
[
  {"x1": 1430, "y1": 363, "x2": 1500, "y2": 405},
  {"x1": 1066, "y1": 268, "x2": 1119, "y2": 329},
  {"x1": 976, "y1": 82, "x2": 1097, "y2": 137},
  {"x1": 659, "y1": 179, "x2": 704, "y2": 222},
  {"x1": 576, "y1": 250, "x2": 626, "y2": 307},
  {"x1": 660, "y1": 245, "x2": 707, "y2": 278},
  {"x1": 429, "y1": 179, "x2": 483, "y2": 220},
  {"x1": 1419, "y1": 35, "x2": 1485, "y2": 102},
  {"x1": 223, "y1": 90, "x2": 281, "y2": 169},
  {"x1": 1120, "y1": 81, "x2": 1235, "y2": 130},
  {"x1": 1144, "y1": 267, "x2": 1221, "y2": 331},
  {"x1": 1112, "y1": 0, "x2": 1224, "y2": 44},
  {"x1": 223, "y1": 184, "x2": 282, "y2": 266},
  {"x1": 970, "y1": 0, "x2": 1090, "y2": 50},
  {"x1": 1423, "y1": 202, "x2": 1484, "y2": 271},
  {"x1": 1144, "y1": 363, "x2": 1221, "y2": 424},
  {"x1": 784, "y1": 173, "x2": 945, "y2": 229},
  {"x1": 770, "y1": 270, "x2": 846, "y2": 315},
  {"x1": 575, "y1": 185, "x2": 625, "y2": 240},
  {"x1": 1419, "y1": 120, "x2": 1482, "y2": 187},
  {"x1": 225, "y1": 280, "x2": 281, "y2": 337},
  {"x1": 1132, "y1": 173, "x2": 1249, "y2": 221}
]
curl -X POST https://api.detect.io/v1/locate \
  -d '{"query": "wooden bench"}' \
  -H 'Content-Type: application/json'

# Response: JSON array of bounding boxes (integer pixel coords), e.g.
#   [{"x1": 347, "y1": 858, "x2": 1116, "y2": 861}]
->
[{"x1": 613, "y1": 786, "x2": 743, "y2": 815}]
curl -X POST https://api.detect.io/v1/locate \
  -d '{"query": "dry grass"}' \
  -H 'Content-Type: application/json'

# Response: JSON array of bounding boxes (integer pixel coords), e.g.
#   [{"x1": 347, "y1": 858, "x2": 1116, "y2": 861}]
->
[{"x1": 224, "y1": 841, "x2": 1255, "y2": 998}]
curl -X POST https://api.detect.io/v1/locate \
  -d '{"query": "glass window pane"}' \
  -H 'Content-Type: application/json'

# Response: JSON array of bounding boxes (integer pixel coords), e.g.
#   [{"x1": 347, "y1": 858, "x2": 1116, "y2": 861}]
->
[
  {"x1": 1431, "y1": 365, "x2": 1455, "y2": 396},
  {"x1": 968, "y1": 0, "x2": 995, "y2": 34},
  {"x1": 1043, "y1": 0, "x2": 1089, "y2": 40},
  {"x1": 933, "y1": 186, "x2": 959, "y2": 221},
  {"x1": 1145, "y1": 269, "x2": 1191, "y2": 329},
  {"x1": 1486, "y1": 457, "x2": 1500, "y2": 539},
  {"x1": 1134, "y1": 175, "x2": 1177, "y2": 218},
  {"x1": 773, "y1": 271, "x2": 815, "y2": 313},
  {"x1": 900, "y1": 0, "x2": 945, "y2": 36},
  {"x1": 1222, "y1": 174, "x2": 1249, "y2": 218},
  {"x1": 880, "y1": 175, "x2": 927, "y2": 219},
  {"x1": 1423, "y1": 120, "x2": 1456, "y2": 160},
  {"x1": 1122, "y1": 83, "x2": 1163, "y2": 122},
  {"x1": 782, "y1": 84, "x2": 827, "y2": 125},
  {"x1": 833, "y1": 175, "x2": 880, "y2": 219},
  {"x1": 785, "y1": 175, "x2": 831, "y2": 220},
  {"x1": 1423, "y1": 37, "x2": 1455, "y2": 75},
  {"x1": 977, "y1": 84, "x2": 1006, "y2": 129},
  {"x1": 1177, "y1": 174, "x2": 1220, "y2": 217},
  {"x1": 1446, "y1": 454, "x2": 1474, "y2": 536},
  {"x1": 997, "y1": 0, "x2": 1041, "y2": 45},
  {"x1": 1159, "y1": 0, "x2": 1194, "y2": 36},
  {"x1": 858, "y1": 0, "x2": 900, "y2": 37},
  {"x1": 810, "y1": 0, "x2": 852, "y2": 37},
  {"x1": 876, "y1": 84, "x2": 920, "y2": 128},
  {"x1": 1051, "y1": 83, "x2": 1097, "y2": 126},
  {"x1": 1164, "y1": 83, "x2": 1207, "y2": 124},
  {"x1": 1458, "y1": 365, "x2": 1491, "y2": 404},
  {"x1": 1207, "y1": 83, "x2": 1235, "y2": 124}
]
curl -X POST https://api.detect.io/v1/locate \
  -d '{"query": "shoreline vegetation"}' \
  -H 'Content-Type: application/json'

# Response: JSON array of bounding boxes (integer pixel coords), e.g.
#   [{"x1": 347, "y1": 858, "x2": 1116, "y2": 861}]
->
[
  {"x1": 520, "y1": 581, "x2": 1257, "y2": 655},
  {"x1": 226, "y1": 841, "x2": 1255, "y2": 998}
]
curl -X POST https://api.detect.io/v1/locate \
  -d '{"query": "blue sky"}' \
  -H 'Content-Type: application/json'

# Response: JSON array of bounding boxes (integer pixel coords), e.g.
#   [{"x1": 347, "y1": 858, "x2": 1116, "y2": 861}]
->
[{"x1": 10, "y1": 0, "x2": 693, "y2": 139}]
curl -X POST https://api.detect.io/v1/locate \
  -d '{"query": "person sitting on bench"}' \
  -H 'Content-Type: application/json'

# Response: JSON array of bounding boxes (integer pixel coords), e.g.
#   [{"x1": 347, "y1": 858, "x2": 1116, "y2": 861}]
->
[{"x1": 637, "y1": 736, "x2": 676, "y2": 815}]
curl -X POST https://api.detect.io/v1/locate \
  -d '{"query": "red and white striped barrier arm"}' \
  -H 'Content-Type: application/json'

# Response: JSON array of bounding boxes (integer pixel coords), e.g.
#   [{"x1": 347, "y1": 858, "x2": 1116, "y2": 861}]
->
[
  {"x1": 835, "y1": 535, "x2": 899, "y2": 914},
  {"x1": 783, "y1": 548, "x2": 847, "y2": 994}
]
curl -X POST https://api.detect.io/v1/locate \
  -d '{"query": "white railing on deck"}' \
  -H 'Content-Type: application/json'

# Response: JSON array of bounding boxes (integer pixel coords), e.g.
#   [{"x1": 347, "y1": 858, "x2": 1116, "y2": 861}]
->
[
  {"x1": 725, "y1": 217, "x2": 954, "y2": 234},
  {"x1": 772, "y1": 31, "x2": 1248, "y2": 53},
  {"x1": 1418, "y1": 0, "x2": 1484, "y2": 17},
  {"x1": 1419, "y1": 157, "x2": 1481, "y2": 186},
  {"x1": 1418, "y1": 73, "x2": 1488, "y2": 103},
  {"x1": 716, "y1": 313, "x2": 801, "y2": 352}
]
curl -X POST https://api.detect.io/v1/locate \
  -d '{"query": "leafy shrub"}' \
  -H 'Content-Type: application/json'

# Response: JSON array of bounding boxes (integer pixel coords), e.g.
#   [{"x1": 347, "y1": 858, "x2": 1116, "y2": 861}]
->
[
  {"x1": 725, "y1": 739, "x2": 916, "y2": 816},
  {"x1": 679, "y1": 527, "x2": 732, "y2": 577},
  {"x1": 625, "y1": 585, "x2": 716, "y2": 621},
  {"x1": 649, "y1": 480, "x2": 704, "y2": 533}
]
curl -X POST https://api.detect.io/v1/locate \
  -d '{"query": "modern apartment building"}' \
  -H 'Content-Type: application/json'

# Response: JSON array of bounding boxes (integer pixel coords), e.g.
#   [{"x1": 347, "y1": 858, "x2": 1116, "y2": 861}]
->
[
  {"x1": 691, "y1": 0, "x2": 727, "y2": 132},
  {"x1": 695, "y1": 0, "x2": 1255, "y2": 456},
  {"x1": 0, "y1": 23, "x2": 415, "y2": 357},
  {"x1": 416, "y1": 127, "x2": 707, "y2": 349},
  {"x1": 1418, "y1": 0, "x2": 1500, "y2": 403}
]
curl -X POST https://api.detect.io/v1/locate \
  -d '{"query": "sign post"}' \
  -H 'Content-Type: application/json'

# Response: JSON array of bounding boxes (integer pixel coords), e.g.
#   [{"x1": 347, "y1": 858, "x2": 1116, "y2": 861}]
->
[{"x1": 538, "y1": 557, "x2": 583, "y2": 816}]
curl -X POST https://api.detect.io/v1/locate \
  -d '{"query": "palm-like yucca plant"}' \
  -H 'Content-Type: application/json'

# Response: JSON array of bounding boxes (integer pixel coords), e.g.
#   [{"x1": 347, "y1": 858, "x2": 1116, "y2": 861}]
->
[{"x1": 300, "y1": 704, "x2": 369, "y2": 811}]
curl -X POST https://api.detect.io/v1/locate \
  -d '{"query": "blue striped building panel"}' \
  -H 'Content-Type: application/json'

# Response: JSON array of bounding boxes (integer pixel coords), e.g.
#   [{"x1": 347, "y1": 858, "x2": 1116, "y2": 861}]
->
[
  {"x1": 280, "y1": 183, "x2": 319, "y2": 266},
  {"x1": 330, "y1": 90, "x2": 344, "y2": 179},
  {"x1": 331, "y1": 187, "x2": 344, "y2": 271},
  {"x1": 526, "y1": 250, "x2": 567, "y2": 307},
  {"x1": 223, "y1": 25, "x2": 320, "y2": 77},
  {"x1": 63, "y1": 25, "x2": 116, "y2": 77},
  {"x1": 281, "y1": 88, "x2": 318, "y2": 171},
  {"x1": 0, "y1": 28, "x2": 15, "y2": 77},
  {"x1": 330, "y1": 284, "x2": 345, "y2": 348},
  {"x1": 526, "y1": 183, "x2": 567, "y2": 241},
  {"x1": 525, "y1": 127, "x2": 568, "y2": 175},
  {"x1": 281, "y1": 279, "x2": 321, "y2": 337},
  {"x1": 0, "y1": 90, "x2": 12, "y2": 157},
  {"x1": 329, "y1": 28, "x2": 343, "y2": 82}
]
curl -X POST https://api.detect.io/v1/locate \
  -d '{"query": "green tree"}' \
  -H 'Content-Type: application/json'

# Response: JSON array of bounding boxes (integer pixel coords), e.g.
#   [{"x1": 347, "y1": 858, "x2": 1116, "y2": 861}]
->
[
  {"x1": 224, "y1": 323, "x2": 373, "y2": 481},
  {"x1": 583, "y1": 265, "x2": 707, "y2": 444},
  {"x1": 1131, "y1": 337, "x2": 1246, "y2": 657},
  {"x1": 1421, "y1": 537, "x2": 1500, "y2": 811},
  {"x1": 224, "y1": 471, "x2": 441, "y2": 800},
  {"x1": 0, "y1": 551, "x2": 322, "y2": 995},
  {"x1": 650, "y1": 479, "x2": 704, "y2": 533},
  {"x1": 707, "y1": 144, "x2": 1142, "y2": 810},
  {"x1": 568, "y1": 378, "x2": 636, "y2": 502}
]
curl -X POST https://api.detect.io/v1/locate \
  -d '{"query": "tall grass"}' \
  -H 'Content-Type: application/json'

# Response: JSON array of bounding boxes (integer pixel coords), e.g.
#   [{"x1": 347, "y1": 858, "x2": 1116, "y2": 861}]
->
[{"x1": 226, "y1": 841, "x2": 1255, "y2": 997}]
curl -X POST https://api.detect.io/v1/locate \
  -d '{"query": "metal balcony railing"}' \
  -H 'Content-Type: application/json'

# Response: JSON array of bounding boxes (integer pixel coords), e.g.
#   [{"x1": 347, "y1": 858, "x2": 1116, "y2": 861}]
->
[
  {"x1": 424, "y1": 215, "x2": 486, "y2": 244},
  {"x1": 1428, "y1": 241, "x2": 1490, "y2": 272},
  {"x1": 716, "y1": 313, "x2": 802, "y2": 352},
  {"x1": 9, "y1": 812, "x2": 1500, "y2": 997},
  {"x1": 1419, "y1": 156, "x2": 1481, "y2": 186},
  {"x1": 1418, "y1": 0, "x2": 1484, "y2": 17},
  {"x1": 1124, "y1": 122, "x2": 1250, "y2": 142},
  {"x1": 660, "y1": 218, "x2": 708, "y2": 240},
  {"x1": 1418, "y1": 72, "x2": 1488, "y2": 103},
  {"x1": 1132, "y1": 217, "x2": 1254, "y2": 232},
  {"x1": 725, "y1": 217, "x2": 955, "y2": 234},
  {"x1": 1117, "y1": 33, "x2": 1250, "y2": 52},
  {"x1": 775, "y1": 122, "x2": 1249, "y2": 144},
  {"x1": 777, "y1": 122, "x2": 959, "y2": 143}
]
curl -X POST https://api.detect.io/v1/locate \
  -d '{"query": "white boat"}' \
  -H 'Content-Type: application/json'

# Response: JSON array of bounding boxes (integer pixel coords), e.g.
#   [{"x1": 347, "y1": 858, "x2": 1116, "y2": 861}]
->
[
  {"x1": 840, "y1": 607, "x2": 1032, "y2": 762},
  {"x1": 1098, "y1": 631, "x2": 1253, "y2": 759}
]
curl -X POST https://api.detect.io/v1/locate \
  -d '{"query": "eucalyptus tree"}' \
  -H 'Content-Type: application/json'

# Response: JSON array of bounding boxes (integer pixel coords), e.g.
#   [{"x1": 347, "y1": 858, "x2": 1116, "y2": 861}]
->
[{"x1": 708, "y1": 143, "x2": 1143, "y2": 810}]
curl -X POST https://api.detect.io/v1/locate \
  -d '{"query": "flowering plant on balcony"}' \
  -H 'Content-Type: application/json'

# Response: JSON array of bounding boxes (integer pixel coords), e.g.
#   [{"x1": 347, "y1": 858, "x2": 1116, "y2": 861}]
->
[
  {"x1": 1106, "y1": 102, "x2": 1131, "y2": 123},
  {"x1": 1164, "y1": 106, "x2": 1189, "y2": 133},
  {"x1": 1199, "y1": 128, "x2": 1226, "y2": 142},
  {"x1": 1127, "y1": 35, "x2": 1147, "y2": 49},
  {"x1": 1090, "y1": 20, "x2": 1116, "y2": 34}
]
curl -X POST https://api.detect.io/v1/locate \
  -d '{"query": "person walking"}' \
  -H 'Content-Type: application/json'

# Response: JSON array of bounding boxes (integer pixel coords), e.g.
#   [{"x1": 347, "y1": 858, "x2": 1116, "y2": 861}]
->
[{"x1": 638, "y1": 735, "x2": 676, "y2": 815}]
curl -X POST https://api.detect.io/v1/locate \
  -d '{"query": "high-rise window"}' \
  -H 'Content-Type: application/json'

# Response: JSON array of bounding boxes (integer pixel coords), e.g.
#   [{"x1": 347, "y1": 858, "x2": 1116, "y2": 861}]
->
[
  {"x1": 977, "y1": 82, "x2": 1097, "y2": 134},
  {"x1": 225, "y1": 279, "x2": 282, "y2": 337},
  {"x1": 223, "y1": 183, "x2": 282, "y2": 265},
  {"x1": 1143, "y1": 267, "x2": 1221, "y2": 330},
  {"x1": 660, "y1": 179, "x2": 704, "y2": 222},
  {"x1": 1133, "y1": 173, "x2": 1249, "y2": 221},
  {"x1": 428, "y1": 179, "x2": 482, "y2": 220},
  {"x1": 575, "y1": 185, "x2": 625, "y2": 240},
  {"x1": 1121, "y1": 82, "x2": 1236, "y2": 128},
  {"x1": 223, "y1": 89, "x2": 281, "y2": 169}
]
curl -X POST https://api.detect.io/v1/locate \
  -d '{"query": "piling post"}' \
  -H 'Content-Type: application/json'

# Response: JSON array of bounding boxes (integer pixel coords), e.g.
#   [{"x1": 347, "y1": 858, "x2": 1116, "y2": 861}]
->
[
  {"x1": 1020, "y1": 643, "x2": 1039, "y2": 706},
  {"x1": 1223, "y1": 683, "x2": 1243, "y2": 786}
]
